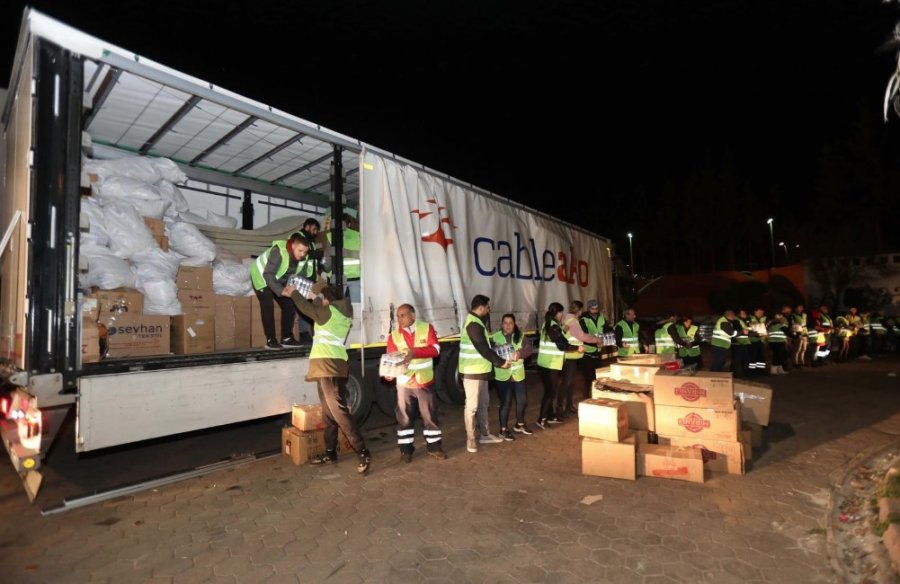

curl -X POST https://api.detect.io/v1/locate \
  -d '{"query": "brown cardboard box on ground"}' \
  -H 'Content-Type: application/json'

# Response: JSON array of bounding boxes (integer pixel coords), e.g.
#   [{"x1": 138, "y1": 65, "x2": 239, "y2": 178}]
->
[
  {"x1": 302, "y1": 429, "x2": 355, "y2": 461},
  {"x1": 657, "y1": 435, "x2": 745, "y2": 475},
  {"x1": 88, "y1": 287, "x2": 144, "y2": 318},
  {"x1": 143, "y1": 216, "x2": 165, "y2": 238},
  {"x1": 743, "y1": 421, "x2": 764, "y2": 448},
  {"x1": 292, "y1": 404, "x2": 324, "y2": 431},
  {"x1": 282, "y1": 426, "x2": 304, "y2": 465},
  {"x1": 578, "y1": 398, "x2": 628, "y2": 442},
  {"x1": 734, "y1": 380, "x2": 774, "y2": 427},
  {"x1": 618, "y1": 353, "x2": 678, "y2": 366},
  {"x1": 581, "y1": 434, "x2": 636, "y2": 480},
  {"x1": 82, "y1": 318, "x2": 100, "y2": 363},
  {"x1": 177, "y1": 289, "x2": 216, "y2": 314},
  {"x1": 215, "y1": 295, "x2": 252, "y2": 350},
  {"x1": 653, "y1": 370, "x2": 734, "y2": 410},
  {"x1": 101, "y1": 313, "x2": 170, "y2": 358},
  {"x1": 591, "y1": 386, "x2": 656, "y2": 432},
  {"x1": 609, "y1": 363, "x2": 660, "y2": 385},
  {"x1": 637, "y1": 443, "x2": 705, "y2": 483},
  {"x1": 176, "y1": 266, "x2": 213, "y2": 290},
  {"x1": 654, "y1": 402, "x2": 740, "y2": 442},
  {"x1": 171, "y1": 313, "x2": 216, "y2": 355},
  {"x1": 740, "y1": 429, "x2": 753, "y2": 461}
]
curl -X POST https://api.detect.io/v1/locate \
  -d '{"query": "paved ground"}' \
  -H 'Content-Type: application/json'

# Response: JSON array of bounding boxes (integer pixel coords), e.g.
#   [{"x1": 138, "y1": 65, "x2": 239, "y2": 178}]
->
[{"x1": 1, "y1": 355, "x2": 899, "y2": 583}]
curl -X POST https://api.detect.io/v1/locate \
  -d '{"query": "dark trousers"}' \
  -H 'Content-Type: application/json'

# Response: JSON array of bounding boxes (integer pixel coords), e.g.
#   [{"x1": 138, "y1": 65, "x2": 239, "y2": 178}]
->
[
  {"x1": 557, "y1": 358, "x2": 580, "y2": 414},
  {"x1": 538, "y1": 367, "x2": 563, "y2": 421},
  {"x1": 711, "y1": 346, "x2": 729, "y2": 372},
  {"x1": 254, "y1": 287, "x2": 298, "y2": 342},
  {"x1": 732, "y1": 344, "x2": 750, "y2": 378},
  {"x1": 395, "y1": 385, "x2": 442, "y2": 453},
  {"x1": 579, "y1": 357, "x2": 602, "y2": 399},
  {"x1": 749, "y1": 342, "x2": 767, "y2": 375},
  {"x1": 317, "y1": 376, "x2": 366, "y2": 454},
  {"x1": 770, "y1": 343, "x2": 788, "y2": 369},
  {"x1": 681, "y1": 353, "x2": 702, "y2": 369},
  {"x1": 496, "y1": 378, "x2": 527, "y2": 429}
]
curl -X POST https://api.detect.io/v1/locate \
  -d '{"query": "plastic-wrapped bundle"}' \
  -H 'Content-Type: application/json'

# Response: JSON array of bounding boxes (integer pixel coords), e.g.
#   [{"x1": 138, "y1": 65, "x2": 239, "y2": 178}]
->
[
  {"x1": 213, "y1": 262, "x2": 253, "y2": 296},
  {"x1": 379, "y1": 351, "x2": 407, "y2": 377},
  {"x1": 103, "y1": 202, "x2": 157, "y2": 259},
  {"x1": 287, "y1": 275, "x2": 314, "y2": 298},
  {"x1": 493, "y1": 343, "x2": 516, "y2": 360},
  {"x1": 81, "y1": 243, "x2": 136, "y2": 289},
  {"x1": 167, "y1": 221, "x2": 216, "y2": 265}
]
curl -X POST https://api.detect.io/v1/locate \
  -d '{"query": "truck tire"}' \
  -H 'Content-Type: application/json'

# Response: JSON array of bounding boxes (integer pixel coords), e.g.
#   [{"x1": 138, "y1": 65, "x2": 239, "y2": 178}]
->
[
  {"x1": 347, "y1": 363, "x2": 374, "y2": 424},
  {"x1": 374, "y1": 377, "x2": 398, "y2": 417},
  {"x1": 435, "y1": 344, "x2": 466, "y2": 405}
]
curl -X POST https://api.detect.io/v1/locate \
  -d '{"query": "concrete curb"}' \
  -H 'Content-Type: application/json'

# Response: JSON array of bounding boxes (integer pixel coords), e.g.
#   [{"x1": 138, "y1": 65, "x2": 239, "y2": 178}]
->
[{"x1": 826, "y1": 434, "x2": 900, "y2": 582}]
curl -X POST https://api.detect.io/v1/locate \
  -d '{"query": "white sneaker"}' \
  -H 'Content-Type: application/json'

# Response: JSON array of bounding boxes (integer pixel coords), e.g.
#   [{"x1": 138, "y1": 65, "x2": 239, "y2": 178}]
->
[
  {"x1": 466, "y1": 439, "x2": 478, "y2": 453},
  {"x1": 479, "y1": 434, "x2": 503, "y2": 444}
]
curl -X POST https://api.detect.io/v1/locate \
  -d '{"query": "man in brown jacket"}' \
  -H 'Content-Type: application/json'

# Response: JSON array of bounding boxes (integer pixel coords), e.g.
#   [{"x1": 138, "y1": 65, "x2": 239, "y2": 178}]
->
[{"x1": 284, "y1": 283, "x2": 371, "y2": 474}]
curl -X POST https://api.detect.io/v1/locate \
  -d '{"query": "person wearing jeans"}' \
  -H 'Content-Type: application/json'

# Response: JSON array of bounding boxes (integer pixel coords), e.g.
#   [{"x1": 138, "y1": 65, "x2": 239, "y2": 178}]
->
[
  {"x1": 491, "y1": 314, "x2": 534, "y2": 440},
  {"x1": 458, "y1": 295, "x2": 510, "y2": 453},
  {"x1": 536, "y1": 302, "x2": 583, "y2": 429}
]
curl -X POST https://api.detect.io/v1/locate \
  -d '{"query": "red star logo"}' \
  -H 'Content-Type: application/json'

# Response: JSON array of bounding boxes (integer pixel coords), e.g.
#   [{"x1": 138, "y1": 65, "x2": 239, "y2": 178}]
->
[{"x1": 411, "y1": 198, "x2": 455, "y2": 251}]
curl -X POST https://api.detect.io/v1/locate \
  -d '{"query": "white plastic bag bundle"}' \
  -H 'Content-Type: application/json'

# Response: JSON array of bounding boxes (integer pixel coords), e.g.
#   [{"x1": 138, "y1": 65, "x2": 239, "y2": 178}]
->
[
  {"x1": 96, "y1": 176, "x2": 172, "y2": 219},
  {"x1": 103, "y1": 202, "x2": 157, "y2": 259},
  {"x1": 80, "y1": 243, "x2": 137, "y2": 289},
  {"x1": 157, "y1": 180, "x2": 190, "y2": 214},
  {"x1": 213, "y1": 262, "x2": 253, "y2": 296},
  {"x1": 138, "y1": 278, "x2": 182, "y2": 315},
  {"x1": 205, "y1": 210, "x2": 238, "y2": 229},
  {"x1": 84, "y1": 157, "x2": 162, "y2": 185},
  {"x1": 80, "y1": 198, "x2": 109, "y2": 247},
  {"x1": 167, "y1": 221, "x2": 216, "y2": 265},
  {"x1": 177, "y1": 210, "x2": 208, "y2": 225},
  {"x1": 131, "y1": 247, "x2": 182, "y2": 282},
  {"x1": 150, "y1": 158, "x2": 187, "y2": 184}
]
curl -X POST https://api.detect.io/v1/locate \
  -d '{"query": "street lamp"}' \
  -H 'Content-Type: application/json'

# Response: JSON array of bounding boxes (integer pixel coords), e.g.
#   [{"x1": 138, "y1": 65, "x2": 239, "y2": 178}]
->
[
  {"x1": 778, "y1": 241, "x2": 790, "y2": 263},
  {"x1": 767, "y1": 218, "x2": 775, "y2": 268},
  {"x1": 627, "y1": 232, "x2": 634, "y2": 277}
]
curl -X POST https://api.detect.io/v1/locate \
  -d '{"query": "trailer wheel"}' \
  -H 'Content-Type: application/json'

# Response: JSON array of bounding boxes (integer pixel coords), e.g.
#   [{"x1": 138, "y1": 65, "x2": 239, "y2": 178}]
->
[
  {"x1": 347, "y1": 364, "x2": 374, "y2": 424},
  {"x1": 374, "y1": 377, "x2": 398, "y2": 417},
  {"x1": 435, "y1": 344, "x2": 465, "y2": 405}
]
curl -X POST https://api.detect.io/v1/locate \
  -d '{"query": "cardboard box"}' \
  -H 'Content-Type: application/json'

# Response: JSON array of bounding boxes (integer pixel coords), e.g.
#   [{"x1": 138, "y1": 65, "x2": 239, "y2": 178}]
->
[
  {"x1": 143, "y1": 216, "x2": 165, "y2": 238},
  {"x1": 215, "y1": 295, "x2": 252, "y2": 350},
  {"x1": 156, "y1": 235, "x2": 168, "y2": 252},
  {"x1": 742, "y1": 421, "x2": 764, "y2": 448},
  {"x1": 89, "y1": 287, "x2": 144, "y2": 318},
  {"x1": 171, "y1": 313, "x2": 215, "y2": 355},
  {"x1": 578, "y1": 398, "x2": 628, "y2": 442},
  {"x1": 653, "y1": 370, "x2": 734, "y2": 410},
  {"x1": 740, "y1": 429, "x2": 753, "y2": 462},
  {"x1": 658, "y1": 435, "x2": 745, "y2": 475},
  {"x1": 82, "y1": 318, "x2": 100, "y2": 363},
  {"x1": 176, "y1": 266, "x2": 213, "y2": 290},
  {"x1": 82, "y1": 296, "x2": 100, "y2": 321},
  {"x1": 177, "y1": 289, "x2": 216, "y2": 314},
  {"x1": 282, "y1": 426, "x2": 304, "y2": 465},
  {"x1": 618, "y1": 353, "x2": 677, "y2": 366},
  {"x1": 734, "y1": 381, "x2": 774, "y2": 426},
  {"x1": 595, "y1": 366, "x2": 611, "y2": 380},
  {"x1": 654, "y1": 403, "x2": 741, "y2": 442},
  {"x1": 637, "y1": 443, "x2": 704, "y2": 483},
  {"x1": 581, "y1": 434, "x2": 636, "y2": 480},
  {"x1": 292, "y1": 404, "x2": 324, "y2": 431},
  {"x1": 101, "y1": 313, "x2": 170, "y2": 358},
  {"x1": 591, "y1": 386, "x2": 655, "y2": 431},
  {"x1": 609, "y1": 363, "x2": 660, "y2": 385}
]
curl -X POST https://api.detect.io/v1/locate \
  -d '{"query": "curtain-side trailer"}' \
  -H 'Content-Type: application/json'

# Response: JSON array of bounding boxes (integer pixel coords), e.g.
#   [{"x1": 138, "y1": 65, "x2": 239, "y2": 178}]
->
[{"x1": 0, "y1": 9, "x2": 614, "y2": 500}]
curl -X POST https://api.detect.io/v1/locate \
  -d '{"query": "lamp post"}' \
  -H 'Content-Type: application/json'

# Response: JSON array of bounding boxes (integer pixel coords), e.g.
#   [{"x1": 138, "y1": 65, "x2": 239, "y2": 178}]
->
[
  {"x1": 767, "y1": 218, "x2": 775, "y2": 268},
  {"x1": 627, "y1": 232, "x2": 634, "y2": 277},
  {"x1": 778, "y1": 241, "x2": 789, "y2": 263}
]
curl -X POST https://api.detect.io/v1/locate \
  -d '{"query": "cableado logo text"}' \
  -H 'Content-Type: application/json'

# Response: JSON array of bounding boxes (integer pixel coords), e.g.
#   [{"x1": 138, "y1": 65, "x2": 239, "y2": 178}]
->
[{"x1": 473, "y1": 232, "x2": 590, "y2": 287}]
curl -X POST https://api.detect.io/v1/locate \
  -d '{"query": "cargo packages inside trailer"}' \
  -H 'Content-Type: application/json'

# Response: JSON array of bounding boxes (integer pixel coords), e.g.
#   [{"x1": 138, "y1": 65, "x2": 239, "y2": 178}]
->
[{"x1": 0, "y1": 9, "x2": 614, "y2": 499}]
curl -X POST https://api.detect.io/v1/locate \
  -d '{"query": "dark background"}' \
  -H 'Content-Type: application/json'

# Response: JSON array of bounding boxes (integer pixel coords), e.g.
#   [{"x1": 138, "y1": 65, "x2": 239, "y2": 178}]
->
[{"x1": 3, "y1": 0, "x2": 899, "y2": 274}]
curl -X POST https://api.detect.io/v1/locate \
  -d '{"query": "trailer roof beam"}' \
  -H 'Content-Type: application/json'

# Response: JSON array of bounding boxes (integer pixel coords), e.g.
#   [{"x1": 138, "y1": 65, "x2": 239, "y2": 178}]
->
[
  {"x1": 232, "y1": 132, "x2": 304, "y2": 176},
  {"x1": 82, "y1": 67, "x2": 120, "y2": 129},
  {"x1": 190, "y1": 114, "x2": 257, "y2": 165},
  {"x1": 139, "y1": 95, "x2": 201, "y2": 155},
  {"x1": 271, "y1": 152, "x2": 332, "y2": 185}
]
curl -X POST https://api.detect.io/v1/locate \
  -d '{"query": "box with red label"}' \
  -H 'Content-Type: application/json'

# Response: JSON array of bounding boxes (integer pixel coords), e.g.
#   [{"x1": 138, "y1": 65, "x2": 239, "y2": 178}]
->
[
  {"x1": 177, "y1": 289, "x2": 216, "y2": 314},
  {"x1": 581, "y1": 434, "x2": 636, "y2": 480},
  {"x1": 637, "y1": 443, "x2": 704, "y2": 483},
  {"x1": 654, "y1": 402, "x2": 740, "y2": 442},
  {"x1": 578, "y1": 398, "x2": 628, "y2": 442},
  {"x1": 292, "y1": 403, "x2": 324, "y2": 431},
  {"x1": 657, "y1": 435, "x2": 745, "y2": 475},
  {"x1": 653, "y1": 370, "x2": 734, "y2": 410}
]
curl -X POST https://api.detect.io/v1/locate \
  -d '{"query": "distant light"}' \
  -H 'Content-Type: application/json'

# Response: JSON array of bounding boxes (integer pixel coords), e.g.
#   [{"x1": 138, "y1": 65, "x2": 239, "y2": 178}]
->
[
  {"x1": 779, "y1": 241, "x2": 785, "y2": 247},
  {"x1": 627, "y1": 232, "x2": 633, "y2": 239},
  {"x1": 767, "y1": 218, "x2": 774, "y2": 224}
]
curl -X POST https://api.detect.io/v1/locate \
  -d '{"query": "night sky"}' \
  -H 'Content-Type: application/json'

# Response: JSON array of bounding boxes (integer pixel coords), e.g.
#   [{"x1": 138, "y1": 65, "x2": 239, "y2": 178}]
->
[{"x1": 3, "y1": 1, "x2": 899, "y2": 273}]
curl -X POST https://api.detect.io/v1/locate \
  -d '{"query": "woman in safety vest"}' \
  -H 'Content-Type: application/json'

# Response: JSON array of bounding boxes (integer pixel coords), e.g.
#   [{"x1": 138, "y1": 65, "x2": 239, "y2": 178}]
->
[
  {"x1": 491, "y1": 314, "x2": 534, "y2": 440},
  {"x1": 536, "y1": 302, "x2": 583, "y2": 429}
]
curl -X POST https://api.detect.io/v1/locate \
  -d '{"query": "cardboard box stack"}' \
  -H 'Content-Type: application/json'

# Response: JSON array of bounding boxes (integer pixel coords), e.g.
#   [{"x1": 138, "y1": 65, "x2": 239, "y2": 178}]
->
[
  {"x1": 734, "y1": 380, "x2": 774, "y2": 450},
  {"x1": 85, "y1": 287, "x2": 171, "y2": 359},
  {"x1": 651, "y1": 370, "x2": 743, "y2": 480},
  {"x1": 579, "y1": 398, "x2": 636, "y2": 480},
  {"x1": 282, "y1": 403, "x2": 354, "y2": 465},
  {"x1": 173, "y1": 266, "x2": 216, "y2": 355}
]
